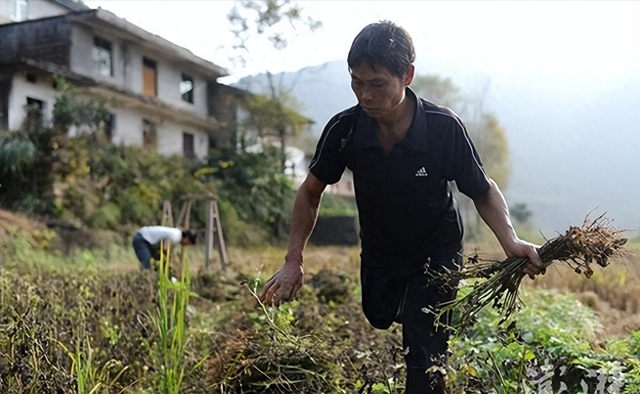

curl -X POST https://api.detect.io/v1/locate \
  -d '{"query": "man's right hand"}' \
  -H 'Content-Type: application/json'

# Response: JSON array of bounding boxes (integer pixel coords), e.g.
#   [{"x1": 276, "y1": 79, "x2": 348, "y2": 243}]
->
[{"x1": 259, "y1": 260, "x2": 304, "y2": 304}]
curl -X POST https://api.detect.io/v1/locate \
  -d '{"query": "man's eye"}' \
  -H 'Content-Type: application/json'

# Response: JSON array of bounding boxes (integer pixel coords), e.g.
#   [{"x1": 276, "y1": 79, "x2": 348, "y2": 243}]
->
[{"x1": 371, "y1": 82, "x2": 385, "y2": 88}]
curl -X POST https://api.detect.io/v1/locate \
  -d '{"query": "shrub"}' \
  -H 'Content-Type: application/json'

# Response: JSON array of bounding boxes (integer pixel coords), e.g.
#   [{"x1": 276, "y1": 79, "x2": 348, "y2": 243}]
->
[
  {"x1": 207, "y1": 146, "x2": 295, "y2": 242},
  {"x1": 318, "y1": 193, "x2": 357, "y2": 217},
  {"x1": 119, "y1": 185, "x2": 161, "y2": 225},
  {"x1": 218, "y1": 198, "x2": 270, "y2": 247},
  {"x1": 87, "y1": 203, "x2": 122, "y2": 230}
]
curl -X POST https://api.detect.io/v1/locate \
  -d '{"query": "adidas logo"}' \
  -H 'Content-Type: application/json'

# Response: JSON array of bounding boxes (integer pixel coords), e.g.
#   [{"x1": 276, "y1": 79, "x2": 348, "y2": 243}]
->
[{"x1": 415, "y1": 167, "x2": 428, "y2": 177}]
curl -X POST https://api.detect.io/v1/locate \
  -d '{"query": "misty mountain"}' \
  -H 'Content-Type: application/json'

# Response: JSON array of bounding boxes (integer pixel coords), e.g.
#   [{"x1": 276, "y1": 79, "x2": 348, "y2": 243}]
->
[
  {"x1": 234, "y1": 61, "x2": 354, "y2": 136},
  {"x1": 234, "y1": 60, "x2": 640, "y2": 236}
]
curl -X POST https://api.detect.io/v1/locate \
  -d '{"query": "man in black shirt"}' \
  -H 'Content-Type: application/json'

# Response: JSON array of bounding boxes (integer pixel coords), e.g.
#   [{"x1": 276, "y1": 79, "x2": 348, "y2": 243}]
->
[{"x1": 260, "y1": 20, "x2": 545, "y2": 394}]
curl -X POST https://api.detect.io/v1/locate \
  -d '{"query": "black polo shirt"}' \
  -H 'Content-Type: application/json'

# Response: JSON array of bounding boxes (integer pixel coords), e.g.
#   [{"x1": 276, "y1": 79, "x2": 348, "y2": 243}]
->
[{"x1": 309, "y1": 88, "x2": 491, "y2": 263}]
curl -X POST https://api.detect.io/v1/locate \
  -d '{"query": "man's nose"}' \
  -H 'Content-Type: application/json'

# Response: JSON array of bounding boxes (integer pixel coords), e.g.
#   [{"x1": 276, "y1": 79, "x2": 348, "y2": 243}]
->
[{"x1": 360, "y1": 86, "x2": 373, "y2": 101}]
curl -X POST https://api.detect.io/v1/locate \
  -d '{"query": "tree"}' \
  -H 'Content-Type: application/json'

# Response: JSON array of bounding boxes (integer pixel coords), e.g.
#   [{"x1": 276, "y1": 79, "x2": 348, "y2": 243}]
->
[
  {"x1": 242, "y1": 82, "x2": 311, "y2": 169},
  {"x1": 201, "y1": 0, "x2": 323, "y2": 243},
  {"x1": 411, "y1": 75, "x2": 461, "y2": 109},
  {"x1": 226, "y1": 0, "x2": 320, "y2": 169},
  {"x1": 510, "y1": 202, "x2": 533, "y2": 225},
  {"x1": 227, "y1": 0, "x2": 322, "y2": 68},
  {"x1": 471, "y1": 113, "x2": 511, "y2": 189},
  {"x1": 52, "y1": 77, "x2": 110, "y2": 139}
]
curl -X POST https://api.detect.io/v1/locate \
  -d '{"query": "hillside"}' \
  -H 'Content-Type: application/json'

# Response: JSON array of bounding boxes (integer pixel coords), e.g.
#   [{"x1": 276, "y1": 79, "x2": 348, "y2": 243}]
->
[{"x1": 234, "y1": 60, "x2": 640, "y2": 236}]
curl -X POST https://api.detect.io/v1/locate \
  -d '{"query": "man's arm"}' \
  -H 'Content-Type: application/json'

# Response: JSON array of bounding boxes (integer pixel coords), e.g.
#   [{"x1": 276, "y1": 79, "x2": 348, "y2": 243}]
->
[
  {"x1": 473, "y1": 178, "x2": 545, "y2": 278},
  {"x1": 260, "y1": 172, "x2": 327, "y2": 303}
]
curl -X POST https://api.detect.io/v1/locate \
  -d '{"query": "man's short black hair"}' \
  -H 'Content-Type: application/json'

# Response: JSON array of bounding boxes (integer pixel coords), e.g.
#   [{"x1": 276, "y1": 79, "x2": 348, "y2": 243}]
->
[
  {"x1": 347, "y1": 20, "x2": 416, "y2": 79},
  {"x1": 182, "y1": 229, "x2": 197, "y2": 245}
]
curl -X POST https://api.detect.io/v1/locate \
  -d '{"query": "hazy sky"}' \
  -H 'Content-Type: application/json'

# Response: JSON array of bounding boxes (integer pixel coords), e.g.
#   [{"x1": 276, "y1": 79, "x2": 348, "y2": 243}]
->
[{"x1": 84, "y1": 1, "x2": 640, "y2": 83}]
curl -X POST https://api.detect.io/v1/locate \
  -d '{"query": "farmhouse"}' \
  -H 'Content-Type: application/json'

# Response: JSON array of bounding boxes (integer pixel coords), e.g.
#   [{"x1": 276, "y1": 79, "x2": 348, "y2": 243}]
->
[{"x1": 0, "y1": 0, "x2": 243, "y2": 159}]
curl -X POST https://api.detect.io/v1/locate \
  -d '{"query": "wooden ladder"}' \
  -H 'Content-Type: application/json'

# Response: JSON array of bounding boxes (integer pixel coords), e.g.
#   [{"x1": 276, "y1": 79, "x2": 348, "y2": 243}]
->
[{"x1": 164, "y1": 195, "x2": 228, "y2": 272}]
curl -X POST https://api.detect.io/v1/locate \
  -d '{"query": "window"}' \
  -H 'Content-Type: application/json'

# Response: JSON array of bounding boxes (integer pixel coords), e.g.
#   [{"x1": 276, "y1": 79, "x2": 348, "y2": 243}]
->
[
  {"x1": 142, "y1": 57, "x2": 157, "y2": 97},
  {"x1": 104, "y1": 114, "x2": 115, "y2": 142},
  {"x1": 183, "y1": 132, "x2": 195, "y2": 159},
  {"x1": 93, "y1": 37, "x2": 113, "y2": 77},
  {"x1": 26, "y1": 97, "x2": 44, "y2": 111},
  {"x1": 25, "y1": 97, "x2": 44, "y2": 131},
  {"x1": 26, "y1": 72, "x2": 37, "y2": 83},
  {"x1": 180, "y1": 74, "x2": 194, "y2": 103},
  {"x1": 142, "y1": 119, "x2": 157, "y2": 149},
  {"x1": 11, "y1": 0, "x2": 28, "y2": 22}
]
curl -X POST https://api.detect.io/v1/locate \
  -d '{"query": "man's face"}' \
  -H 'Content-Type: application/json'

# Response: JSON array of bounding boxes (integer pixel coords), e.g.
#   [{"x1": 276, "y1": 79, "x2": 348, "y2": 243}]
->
[{"x1": 350, "y1": 62, "x2": 414, "y2": 120}]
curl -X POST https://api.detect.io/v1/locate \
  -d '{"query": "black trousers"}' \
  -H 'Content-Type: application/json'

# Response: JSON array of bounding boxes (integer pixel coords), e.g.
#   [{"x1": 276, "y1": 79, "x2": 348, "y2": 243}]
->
[
  {"x1": 132, "y1": 233, "x2": 161, "y2": 270},
  {"x1": 360, "y1": 250, "x2": 462, "y2": 394}
]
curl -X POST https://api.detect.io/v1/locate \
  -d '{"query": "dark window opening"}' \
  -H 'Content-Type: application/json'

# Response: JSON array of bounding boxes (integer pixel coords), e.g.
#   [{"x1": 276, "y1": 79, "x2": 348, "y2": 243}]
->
[
  {"x1": 143, "y1": 57, "x2": 157, "y2": 97},
  {"x1": 143, "y1": 119, "x2": 157, "y2": 149},
  {"x1": 93, "y1": 36, "x2": 113, "y2": 77},
  {"x1": 26, "y1": 72, "x2": 37, "y2": 83},
  {"x1": 183, "y1": 132, "x2": 195, "y2": 159},
  {"x1": 25, "y1": 97, "x2": 45, "y2": 131},
  {"x1": 180, "y1": 74, "x2": 194, "y2": 103},
  {"x1": 26, "y1": 97, "x2": 44, "y2": 111},
  {"x1": 104, "y1": 114, "x2": 115, "y2": 143}
]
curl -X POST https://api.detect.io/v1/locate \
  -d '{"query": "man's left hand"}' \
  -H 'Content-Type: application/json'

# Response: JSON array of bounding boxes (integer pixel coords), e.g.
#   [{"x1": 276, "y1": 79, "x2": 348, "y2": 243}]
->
[{"x1": 505, "y1": 239, "x2": 548, "y2": 279}]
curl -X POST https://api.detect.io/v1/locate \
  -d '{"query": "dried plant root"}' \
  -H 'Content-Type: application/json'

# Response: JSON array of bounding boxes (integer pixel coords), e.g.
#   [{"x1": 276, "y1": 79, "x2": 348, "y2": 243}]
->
[{"x1": 427, "y1": 213, "x2": 627, "y2": 333}]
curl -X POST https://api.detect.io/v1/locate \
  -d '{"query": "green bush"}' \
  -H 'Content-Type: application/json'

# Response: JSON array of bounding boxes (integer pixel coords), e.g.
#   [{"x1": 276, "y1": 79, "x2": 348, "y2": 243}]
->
[
  {"x1": 218, "y1": 198, "x2": 270, "y2": 247},
  {"x1": 0, "y1": 134, "x2": 36, "y2": 177},
  {"x1": 447, "y1": 289, "x2": 636, "y2": 393},
  {"x1": 11, "y1": 193, "x2": 53, "y2": 215},
  {"x1": 206, "y1": 146, "x2": 295, "y2": 242},
  {"x1": 119, "y1": 185, "x2": 162, "y2": 226},
  {"x1": 87, "y1": 203, "x2": 122, "y2": 230},
  {"x1": 319, "y1": 193, "x2": 357, "y2": 217},
  {"x1": 2, "y1": 81, "x2": 299, "y2": 244}
]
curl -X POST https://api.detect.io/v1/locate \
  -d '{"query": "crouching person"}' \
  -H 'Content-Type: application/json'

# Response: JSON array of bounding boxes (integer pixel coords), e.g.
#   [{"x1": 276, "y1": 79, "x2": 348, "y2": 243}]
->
[{"x1": 132, "y1": 226, "x2": 196, "y2": 270}]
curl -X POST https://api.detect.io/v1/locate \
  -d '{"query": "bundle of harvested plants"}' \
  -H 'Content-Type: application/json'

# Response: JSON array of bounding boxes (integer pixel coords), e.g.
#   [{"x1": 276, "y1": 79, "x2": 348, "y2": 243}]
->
[{"x1": 427, "y1": 214, "x2": 627, "y2": 333}]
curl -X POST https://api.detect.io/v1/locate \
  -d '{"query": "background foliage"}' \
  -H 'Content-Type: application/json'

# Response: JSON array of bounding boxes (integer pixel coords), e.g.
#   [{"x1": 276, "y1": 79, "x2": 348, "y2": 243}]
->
[{"x1": 0, "y1": 79, "x2": 296, "y2": 248}]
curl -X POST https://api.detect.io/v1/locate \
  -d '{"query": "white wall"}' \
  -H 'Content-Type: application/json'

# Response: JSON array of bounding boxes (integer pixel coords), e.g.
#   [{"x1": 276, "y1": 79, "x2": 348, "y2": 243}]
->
[
  {"x1": 28, "y1": 0, "x2": 69, "y2": 19},
  {"x1": 0, "y1": 0, "x2": 68, "y2": 24},
  {"x1": 0, "y1": 1, "x2": 14, "y2": 23},
  {"x1": 108, "y1": 107, "x2": 209, "y2": 160},
  {"x1": 69, "y1": 25, "x2": 209, "y2": 118},
  {"x1": 7, "y1": 70, "x2": 209, "y2": 160},
  {"x1": 154, "y1": 61, "x2": 208, "y2": 116},
  {"x1": 70, "y1": 24, "x2": 127, "y2": 86},
  {"x1": 109, "y1": 106, "x2": 142, "y2": 146},
  {"x1": 7, "y1": 71, "x2": 58, "y2": 130},
  {"x1": 157, "y1": 119, "x2": 209, "y2": 159},
  {"x1": 65, "y1": 25, "x2": 212, "y2": 159}
]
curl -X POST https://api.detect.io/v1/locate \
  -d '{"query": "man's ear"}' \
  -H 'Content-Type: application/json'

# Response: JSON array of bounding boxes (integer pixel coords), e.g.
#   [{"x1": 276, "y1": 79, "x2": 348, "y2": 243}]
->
[{"x1": 403, "y1": 64, "x2": 415, "y2": 86}]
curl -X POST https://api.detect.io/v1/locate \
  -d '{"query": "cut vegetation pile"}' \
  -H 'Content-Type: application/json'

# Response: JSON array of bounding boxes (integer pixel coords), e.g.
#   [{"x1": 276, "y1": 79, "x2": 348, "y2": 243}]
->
[{"x1": 429, "y1": 214, "x2": 628, "y2": 332}]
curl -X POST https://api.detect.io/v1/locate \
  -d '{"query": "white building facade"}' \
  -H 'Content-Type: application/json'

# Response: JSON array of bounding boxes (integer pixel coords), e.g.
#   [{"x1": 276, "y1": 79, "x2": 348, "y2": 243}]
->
[
  {"x1": 0, "y1": 4, "x2": 229, "y2": 160},
  {"x1": 0, "y1": 0, "x2": 86, "y2": 25}
]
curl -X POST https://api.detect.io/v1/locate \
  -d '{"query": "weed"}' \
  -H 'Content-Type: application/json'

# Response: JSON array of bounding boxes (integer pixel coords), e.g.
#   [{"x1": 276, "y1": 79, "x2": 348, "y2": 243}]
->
[{"x1": 150, "y1": 242, "x2": 191, "y2": 394}]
